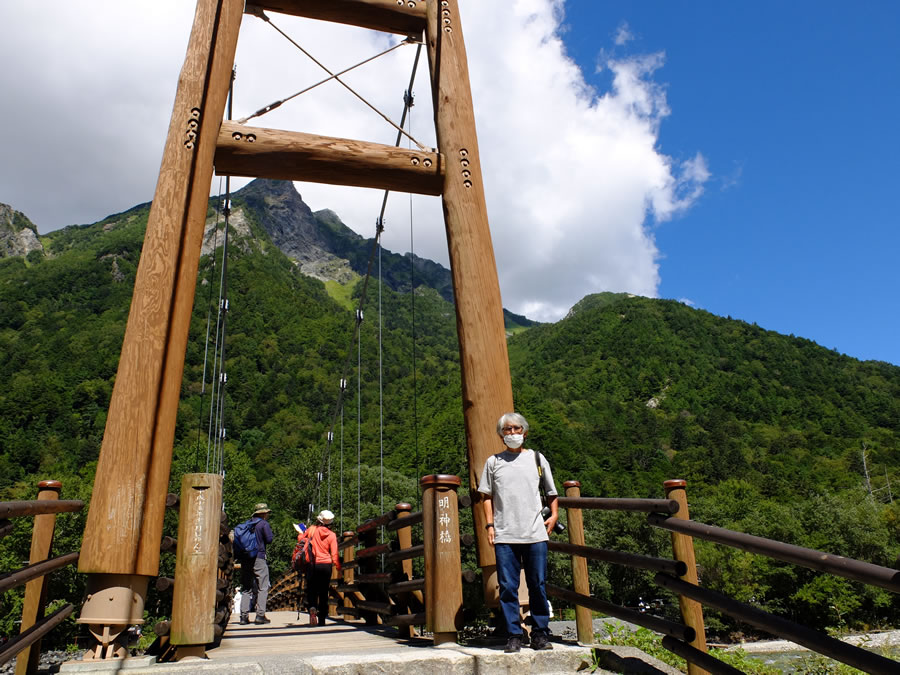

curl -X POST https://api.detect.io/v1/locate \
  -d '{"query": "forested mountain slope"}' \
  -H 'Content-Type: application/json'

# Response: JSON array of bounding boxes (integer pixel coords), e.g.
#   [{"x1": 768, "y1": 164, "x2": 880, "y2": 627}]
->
[{"x1": 1, "y1": 186, "x2": 898, "y2": 633}]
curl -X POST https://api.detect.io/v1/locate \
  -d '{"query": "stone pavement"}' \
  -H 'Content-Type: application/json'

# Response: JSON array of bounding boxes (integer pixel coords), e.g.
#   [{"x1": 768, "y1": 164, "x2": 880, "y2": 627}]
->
[{"x1": 58, "y1": 610, "x2": 681, "y2": 674}]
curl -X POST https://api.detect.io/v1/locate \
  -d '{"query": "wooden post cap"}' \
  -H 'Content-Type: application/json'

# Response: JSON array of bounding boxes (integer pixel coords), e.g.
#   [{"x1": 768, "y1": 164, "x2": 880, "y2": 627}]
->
[
  {"x1": 343, "y1": 531, "x2": 355, "y2": 539},
  {"x1": 420, "y1": 474, "x2": 461, "y2": 488},
  {"x1": 395, "y1": 503, "x2": 413, "y2": 512},
  {"x1": 563, "y1": 480, "x2": 581, "y2": 488},
  {"x1": 37, "y1": 480, "x2": 62, "y2": 490},
  {"x1": 664, "y1": 479, "x2": 688, "y2": 490}
]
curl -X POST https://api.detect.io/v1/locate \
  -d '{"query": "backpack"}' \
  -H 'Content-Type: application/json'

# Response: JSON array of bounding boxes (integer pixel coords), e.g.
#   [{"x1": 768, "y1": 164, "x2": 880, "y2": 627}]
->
[
  {"x1": 233, "y1": 517, "x2": 260, "y2": 559},
  {"x1": 291, "y1": 526, "x2": 316, "y2": 572}
]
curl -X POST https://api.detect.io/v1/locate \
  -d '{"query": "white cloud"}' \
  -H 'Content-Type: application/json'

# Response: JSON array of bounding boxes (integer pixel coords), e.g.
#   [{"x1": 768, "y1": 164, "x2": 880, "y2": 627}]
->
[
  {"x1": 614, "y1": 21, "x2": 635, "y2": 46},
  {"x1": 0, "y1": 0, "x2": 707, "y2": 323}
]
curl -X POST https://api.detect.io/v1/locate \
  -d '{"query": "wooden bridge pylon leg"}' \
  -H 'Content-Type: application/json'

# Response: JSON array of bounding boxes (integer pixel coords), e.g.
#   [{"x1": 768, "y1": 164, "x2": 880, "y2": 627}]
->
[
  {"x1": 424, "y1": 0, "x2": 514, "y2": 607},
  {"x1": 76, "y1": 0, "x2": 244, "y2": 658}
]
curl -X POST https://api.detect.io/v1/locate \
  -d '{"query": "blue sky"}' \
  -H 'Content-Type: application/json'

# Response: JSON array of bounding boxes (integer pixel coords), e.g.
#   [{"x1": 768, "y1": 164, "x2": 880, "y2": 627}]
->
[
  {"x1": 1, "y1": 1, "x2": 897, "y2": 365},
  {"x1": 563, "y1": 1, "x2": 899, "y2": 365}
]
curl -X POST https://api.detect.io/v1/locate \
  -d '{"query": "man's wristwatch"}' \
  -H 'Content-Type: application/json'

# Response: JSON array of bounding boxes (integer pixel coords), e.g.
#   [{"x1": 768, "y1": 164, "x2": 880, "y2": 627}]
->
[{"x1": 485, "y1": 523, "x2": 494, "y2": 530}]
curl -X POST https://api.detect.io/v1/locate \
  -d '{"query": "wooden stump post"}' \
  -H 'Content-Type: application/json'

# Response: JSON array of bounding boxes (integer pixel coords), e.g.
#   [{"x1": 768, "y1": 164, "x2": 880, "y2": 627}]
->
[
  {"x1": 664, "y1": 479, "x2": 709, "y2": 675},
  {"x1": 15, "y1": 480, "x2": 62, "y2": 675},
  {"x1": 170, "y1": 473, "x2": 223, "y2": 657},
  {"x1": 563, "y1": 480, "x2": 594, "y2": 645},
  {"x1": 421, "y1": 474, "x2": 462, "y2": 645}
]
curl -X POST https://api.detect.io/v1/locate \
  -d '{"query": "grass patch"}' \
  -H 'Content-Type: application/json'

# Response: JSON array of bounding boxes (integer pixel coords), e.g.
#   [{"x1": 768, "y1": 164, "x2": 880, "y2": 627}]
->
[
  {"x1": 324, "y1": 279, "x2": 356, "y2": 310},
  {"x1": 597, "y1": 625, "x2": 780, "y2": 674}
]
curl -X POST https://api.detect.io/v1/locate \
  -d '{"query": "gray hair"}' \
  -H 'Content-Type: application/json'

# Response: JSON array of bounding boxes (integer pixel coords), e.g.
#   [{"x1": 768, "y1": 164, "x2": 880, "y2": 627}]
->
[{"x1": 496, "y1": 412, "x2": 529, "y2": 436}]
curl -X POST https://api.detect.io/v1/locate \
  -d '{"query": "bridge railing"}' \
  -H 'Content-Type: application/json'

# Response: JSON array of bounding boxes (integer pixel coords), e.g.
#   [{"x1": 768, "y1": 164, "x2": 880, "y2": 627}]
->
[
  {"x1": 551, "y1": 478, "x2": 900, "y2": 675},
  {"x1": 0, "y1": 480, "x2": 84, "y2": 675},
  {"x1": 268, "y1": 474, "x2": 467, "y2": 644}
]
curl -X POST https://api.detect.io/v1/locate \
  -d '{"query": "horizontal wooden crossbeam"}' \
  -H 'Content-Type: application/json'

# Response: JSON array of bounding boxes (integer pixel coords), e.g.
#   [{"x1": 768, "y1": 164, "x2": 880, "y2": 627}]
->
[
  {"x1": 215, "y1": 122, "x2": 444, "y2": 195},
  {"x1": 247, "y1": 0, "x2": 427, "y2": 36}
]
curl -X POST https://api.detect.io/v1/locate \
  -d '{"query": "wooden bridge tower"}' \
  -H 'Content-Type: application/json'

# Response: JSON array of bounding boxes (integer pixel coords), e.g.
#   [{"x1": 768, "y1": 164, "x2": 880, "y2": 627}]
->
[{"x1": 79, "y1": 0, "x2": 513, "y2": 653}]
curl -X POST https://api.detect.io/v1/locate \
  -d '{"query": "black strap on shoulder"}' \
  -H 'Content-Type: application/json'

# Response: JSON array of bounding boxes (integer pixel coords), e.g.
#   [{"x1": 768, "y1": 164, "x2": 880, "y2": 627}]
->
[{"x1": 534, "y1": 450, "x2": 546, "y2": 506}]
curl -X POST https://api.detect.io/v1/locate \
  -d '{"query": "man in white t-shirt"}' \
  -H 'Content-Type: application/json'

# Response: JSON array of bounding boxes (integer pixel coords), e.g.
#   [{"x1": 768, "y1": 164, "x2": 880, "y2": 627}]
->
[{"x1": 479, "y1": 412, "x2": 559, "y2": 653}]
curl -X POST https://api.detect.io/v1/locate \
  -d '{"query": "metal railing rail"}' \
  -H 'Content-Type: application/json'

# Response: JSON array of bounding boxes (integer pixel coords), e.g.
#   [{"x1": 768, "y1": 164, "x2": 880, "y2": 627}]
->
[
  {"x1": 647, "y1": 512, "x2": 900, "y2": 593},
  {"x1": 550, "y1": 478, "x2": 900, "y2": 675},
  {"x1": 547, "y1": 584, "x2": 694, "y2": 642},
  {"x1": 655, "y1": 572, "x2": 899, "y2": 675},
  {"x1": 0, "y1": 604, "x2": 76, "y2": 668},
  {"x1": 547, "y1": 540, "x2": 685, "y2": 576},
  {"x1": 557, "y1": 496, "x2": 680, "y2": 514},
  {"x1": 0, "y1": 552, "x2": 80, "y2": 595}
]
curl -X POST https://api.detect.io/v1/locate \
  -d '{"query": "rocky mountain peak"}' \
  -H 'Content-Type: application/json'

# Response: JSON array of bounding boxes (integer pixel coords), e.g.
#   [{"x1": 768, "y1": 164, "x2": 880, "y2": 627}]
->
[
  {"x1": 232, "y1": 179, "x2": 344, "y2": 263},
  {"x1": 0, "y1": 203, "x2": 43, "y2": 259}
]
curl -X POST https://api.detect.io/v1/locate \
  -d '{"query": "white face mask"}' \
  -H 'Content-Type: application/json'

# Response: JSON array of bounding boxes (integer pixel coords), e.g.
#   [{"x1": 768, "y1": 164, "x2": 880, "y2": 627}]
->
[{"x1": 503, "y1": 434, "x2": 524, "y2": 449}]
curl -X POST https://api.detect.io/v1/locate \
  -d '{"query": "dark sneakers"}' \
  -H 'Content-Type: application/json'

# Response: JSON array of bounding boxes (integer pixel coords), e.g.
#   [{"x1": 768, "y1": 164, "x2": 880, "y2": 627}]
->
[
  {"x1": 504, "y1": 635, "x2": 524, "y2": 653},
  {"x1": 254, "y1": 615, "x2": 271, "y2": 624},
  {"x1": 531, "y1": 631, "x2": 553, "y2": 650},
  {"x1": 239, "y1": 614, "x2": 250, "y2": 625}
]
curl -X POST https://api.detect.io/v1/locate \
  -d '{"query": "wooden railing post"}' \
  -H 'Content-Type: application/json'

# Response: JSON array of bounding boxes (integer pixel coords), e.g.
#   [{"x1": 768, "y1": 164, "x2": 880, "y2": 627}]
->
[
  {"x1": 664, "y1": 479, "x2": 709, "y2": 675},
  {"x1": 394, "y1": 502, "x2": 416, "y2": 638},
  {"x1": 329, "y1": 564, "x2": 339, "y2": 619},
  {"x1": 563, "y1": 480, "x2": 593, "y2": 645},
  {"x1": 421, "y1": 475, "x2": 462, "y2": 646},
  {"x1": 16, "y1": 480, "x2": 61, "y2": 675},
  {"x1": 170, "y1": 473, "x2": 223, "y2": 661},
  {"x1": 358, "y1": 528, "x2": 378, "y2": 625},
  {"x1": 341, "y1": 532, "x2": 355, "y2": 620}
]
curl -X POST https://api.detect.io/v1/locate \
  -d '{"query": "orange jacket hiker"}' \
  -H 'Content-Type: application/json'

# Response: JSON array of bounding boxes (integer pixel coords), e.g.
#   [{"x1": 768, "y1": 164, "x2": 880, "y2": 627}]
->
[{"x1": 298, "y1": 523, "x2": 341, "y2": 571}]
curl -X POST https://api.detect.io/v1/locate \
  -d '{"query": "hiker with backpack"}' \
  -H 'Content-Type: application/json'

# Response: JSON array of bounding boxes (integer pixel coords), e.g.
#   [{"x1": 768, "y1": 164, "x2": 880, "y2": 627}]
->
[
  {"x1": 479, "y1": 412, "x2": 559, "y2": 653},
  {"x1": 295, "y1": 509, "x2": 341, "y2": 626},
  {"x1": 234, "y1": 503, "x2": 275, "y2": 625}
]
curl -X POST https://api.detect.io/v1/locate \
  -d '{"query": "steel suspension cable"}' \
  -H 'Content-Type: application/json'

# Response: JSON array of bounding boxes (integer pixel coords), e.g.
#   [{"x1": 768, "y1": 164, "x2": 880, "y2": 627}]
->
[
  {"x1": 196, "y1": 176, "x2": 224, "y2": 472},
  {"x1": 210, "y1": 179, "x2": 231, "y2": 475},
  {"x1": 206, "y1": 69, "x2": 236, "y2": 475},
  {"x1": 357, "y1": 311, "x2": 362, "y2": 523},
  {"x1": 408, "y1": 121, "x2": 421, "y2": 509},
  {"x1": 312, "y1": 43, "x2": 424, "y2": 518},
  {"x1": 237, "y1": 39, "x2": 412, "y2": 125},
  {"x1": 379, "y1": 235, "x2": 384, "y2": 527},
  {"x1": 246, "y1": 8, "x2": 426, "y2": 149}
]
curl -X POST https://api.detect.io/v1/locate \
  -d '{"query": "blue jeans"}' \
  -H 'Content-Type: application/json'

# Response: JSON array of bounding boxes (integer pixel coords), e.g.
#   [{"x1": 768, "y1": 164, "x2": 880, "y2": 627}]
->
[{"x1": 495, "y1": 541, "x2": 550, "y2": 637}]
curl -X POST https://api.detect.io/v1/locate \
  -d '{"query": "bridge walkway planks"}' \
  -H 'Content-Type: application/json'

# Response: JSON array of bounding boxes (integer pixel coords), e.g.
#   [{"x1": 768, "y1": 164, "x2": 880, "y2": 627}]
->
[{"x1": 209, "y1": 609, "x2": 430, "y2": 659}]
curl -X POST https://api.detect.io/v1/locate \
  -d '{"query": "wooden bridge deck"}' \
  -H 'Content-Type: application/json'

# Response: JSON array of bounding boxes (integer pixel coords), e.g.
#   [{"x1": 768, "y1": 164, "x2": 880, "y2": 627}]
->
[
  {"x1": 60, "y1": 610, "x2": 600, "y2": 674},
  {"x1": 210, "y1": 609, "x2": 431, "y2": 659}
]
